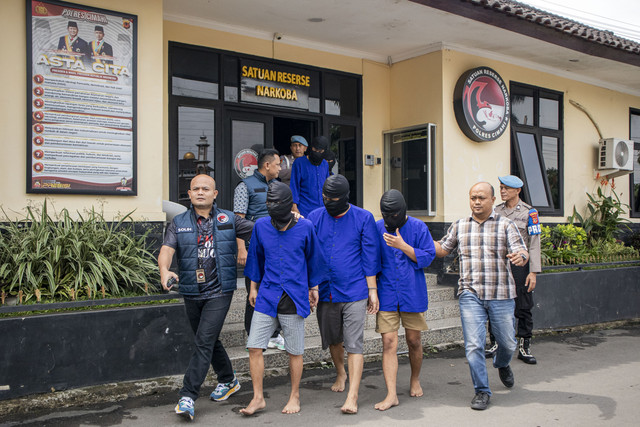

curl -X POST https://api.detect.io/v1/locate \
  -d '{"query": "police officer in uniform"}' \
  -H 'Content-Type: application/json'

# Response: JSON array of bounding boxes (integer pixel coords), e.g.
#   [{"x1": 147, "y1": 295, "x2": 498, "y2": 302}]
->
[{"x1": 485, "y1": 175, "x2": 541, "y2": 364}]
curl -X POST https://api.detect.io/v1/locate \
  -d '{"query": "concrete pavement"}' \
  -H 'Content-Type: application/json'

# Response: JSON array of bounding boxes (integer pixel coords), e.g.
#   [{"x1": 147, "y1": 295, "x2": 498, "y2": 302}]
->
[{"x1": 3, "y1": 322, "x2": 640, "y2": 426}]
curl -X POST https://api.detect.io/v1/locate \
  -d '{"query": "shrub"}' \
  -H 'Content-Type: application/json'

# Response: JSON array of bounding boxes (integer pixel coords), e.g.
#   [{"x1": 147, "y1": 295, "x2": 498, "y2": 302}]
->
[{"x1": 0, "y1": 201, "x2": 159, "y2": 304}]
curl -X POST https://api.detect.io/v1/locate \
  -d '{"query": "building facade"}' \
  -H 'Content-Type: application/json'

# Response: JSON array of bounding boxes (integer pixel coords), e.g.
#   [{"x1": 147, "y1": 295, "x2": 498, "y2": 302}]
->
[{"x1": 2, "y1": 0, "x2": 639, "y2": 247}]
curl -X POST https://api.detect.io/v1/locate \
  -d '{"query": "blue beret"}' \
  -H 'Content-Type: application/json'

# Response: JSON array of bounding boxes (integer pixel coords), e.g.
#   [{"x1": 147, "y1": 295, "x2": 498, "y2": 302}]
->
[
  {"x1": 290, "y1": 135, "x2": 308, "y2": 147},
  {"x1": 498, "y1": 175, "x2": 524, "y2": 188}
]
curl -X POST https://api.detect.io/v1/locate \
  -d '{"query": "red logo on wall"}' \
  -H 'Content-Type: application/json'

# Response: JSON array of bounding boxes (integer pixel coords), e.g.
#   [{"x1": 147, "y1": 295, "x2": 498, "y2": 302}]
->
[
  {"x1": 453, "y1": 67, "x2": 510, "y2": 142},
  {"x1": 234, "y1": 148, "x2": 258, "y2": 179}
]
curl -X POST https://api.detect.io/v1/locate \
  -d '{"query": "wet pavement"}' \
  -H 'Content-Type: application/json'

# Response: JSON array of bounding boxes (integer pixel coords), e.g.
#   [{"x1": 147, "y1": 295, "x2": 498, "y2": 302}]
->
[{"x1": 3, "y1": 323, "x2": 640, "y2": 426}]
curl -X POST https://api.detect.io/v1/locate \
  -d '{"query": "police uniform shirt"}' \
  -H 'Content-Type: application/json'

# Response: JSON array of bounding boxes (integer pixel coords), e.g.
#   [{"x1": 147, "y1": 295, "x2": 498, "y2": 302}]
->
[{"x1": 495, "y1": 200, "x2": 541, "y2": 273}]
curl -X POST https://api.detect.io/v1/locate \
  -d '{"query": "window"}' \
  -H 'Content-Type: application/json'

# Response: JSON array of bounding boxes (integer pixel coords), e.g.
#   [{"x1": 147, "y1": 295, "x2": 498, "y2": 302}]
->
[
  {"x1": 384, "y1": 124, "x2": 436, "y2": 216},
  {"x1": 510, "y1": 83, "x2": 563, "y2": 216},
  {"x1": 324, "y1": 73, "x2": 360, "y2": 117},
  {"x1": 630, "y1": 109, "x2": 640, "y2": 217}
]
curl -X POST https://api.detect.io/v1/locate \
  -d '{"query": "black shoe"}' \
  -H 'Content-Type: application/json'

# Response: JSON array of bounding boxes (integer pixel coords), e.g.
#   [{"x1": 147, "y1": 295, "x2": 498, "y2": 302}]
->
[
  {"x1": 517, "y1": 338, "x2": 537, "y2": 364},
  {"x1": 470, "y1": 391, "x2": 490, "y2": 410},
  {"x1": 484, "y1": 342, "x2": 498, "y2": 359},
  {"x1": 498, "y1": 365, "x2": 514, "y2": 388}
]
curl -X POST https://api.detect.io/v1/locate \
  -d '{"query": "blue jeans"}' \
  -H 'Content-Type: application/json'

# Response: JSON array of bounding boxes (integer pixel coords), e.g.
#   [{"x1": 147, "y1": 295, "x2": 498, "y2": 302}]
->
[
  {"x1": 180, "y1": 294, "x2": 234, "y2": 400},
  {"x1": 459, "y1": 290, "x2": 516, "y2": 395}
]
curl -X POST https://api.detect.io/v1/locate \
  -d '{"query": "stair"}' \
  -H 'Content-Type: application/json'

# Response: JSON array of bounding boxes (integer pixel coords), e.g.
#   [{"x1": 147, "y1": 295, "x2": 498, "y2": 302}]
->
[{"x1": 217, "y1": 274, "x2": 461, "y2": 374}]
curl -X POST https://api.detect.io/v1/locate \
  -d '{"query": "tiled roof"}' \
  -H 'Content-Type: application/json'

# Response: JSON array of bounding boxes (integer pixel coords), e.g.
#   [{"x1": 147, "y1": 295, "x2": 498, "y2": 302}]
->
[{"x1": 465, "y1": 0, "x2": 640, "y2": 55}]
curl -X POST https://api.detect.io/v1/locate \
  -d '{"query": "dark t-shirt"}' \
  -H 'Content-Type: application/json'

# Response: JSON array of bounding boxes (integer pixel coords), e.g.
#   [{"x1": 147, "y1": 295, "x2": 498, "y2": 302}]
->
[
  {"x1": 163, "y1": 209, "x2": 253, "y2": 299},
  {"x1": 275, "y1": 217, "x2": 298, "y2": 314}
]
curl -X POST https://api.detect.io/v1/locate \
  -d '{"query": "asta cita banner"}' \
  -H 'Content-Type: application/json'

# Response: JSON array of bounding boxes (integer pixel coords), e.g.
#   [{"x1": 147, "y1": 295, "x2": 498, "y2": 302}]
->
[{"x1": 28, "y1": 0, "x2": 137, "y2": 195}]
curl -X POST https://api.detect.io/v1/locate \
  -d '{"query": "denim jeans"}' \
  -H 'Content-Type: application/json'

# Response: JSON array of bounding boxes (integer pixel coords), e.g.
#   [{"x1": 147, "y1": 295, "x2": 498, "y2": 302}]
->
[
  {"x1": 459, "y1": 290, "x2": 516, "y2": 395},
  {"x1": 180, "y1": 294, "x2": 234, "y2": 400}
]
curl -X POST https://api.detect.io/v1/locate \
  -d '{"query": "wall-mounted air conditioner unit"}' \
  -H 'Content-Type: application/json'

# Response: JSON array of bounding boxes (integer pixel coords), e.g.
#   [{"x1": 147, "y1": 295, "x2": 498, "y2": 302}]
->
[{"x1": 598, "y1": 138, "x2": 633, "y2": 171}]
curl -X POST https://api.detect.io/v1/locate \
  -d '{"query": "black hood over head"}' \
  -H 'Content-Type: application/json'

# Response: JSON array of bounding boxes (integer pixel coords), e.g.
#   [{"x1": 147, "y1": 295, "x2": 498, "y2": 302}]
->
[
  {"x1": 267, "y1": 181, "x2": 293, "y2": 230},
  {"x1": 308, "y1": 136, "x2": 329, "y2": 166},
  {"x1": 380, "y1": 189, "x2": 408, "y2": 233},
  {"x1": 323, "y1": 174, "x2": 350, "y2": 217}
]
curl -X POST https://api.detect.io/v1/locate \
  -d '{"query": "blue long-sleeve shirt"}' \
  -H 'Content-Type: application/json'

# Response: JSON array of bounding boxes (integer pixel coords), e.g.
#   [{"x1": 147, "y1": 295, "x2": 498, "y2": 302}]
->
[
  {"x1": 376, "y1": 217, "x2": 436, "y2": 312},
  {"x1": 245, "y1": 217, "x2": 328, "y2": 318},
  {"x1": 289, "y1": 156, "x2": 330, "y2": 217},
  {"x1": 307, "y1": 205, "x2": 381, "y2": 303}
]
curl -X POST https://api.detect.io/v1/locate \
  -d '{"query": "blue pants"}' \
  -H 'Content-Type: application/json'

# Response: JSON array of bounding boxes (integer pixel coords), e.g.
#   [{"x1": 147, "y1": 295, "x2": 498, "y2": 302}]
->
[
  {"x1": 459, "y1": 290, "x2": 516, "y2": 395},
  {"x1": 180, "y1": 294, "x2": 234, "y2": 400}
]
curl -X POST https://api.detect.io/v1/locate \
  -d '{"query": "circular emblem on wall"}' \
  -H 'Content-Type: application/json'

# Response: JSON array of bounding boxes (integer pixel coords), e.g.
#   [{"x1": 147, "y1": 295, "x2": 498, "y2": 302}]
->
[
  {"x1": 234, "y1": 148, "x2": 258, "y2": 179},
  {"x1": 453, "y1": 67, "x2": 510, "y2": 142},
  {"x1": 216, "y1": 212, "x2": 229, "y2": 224}
]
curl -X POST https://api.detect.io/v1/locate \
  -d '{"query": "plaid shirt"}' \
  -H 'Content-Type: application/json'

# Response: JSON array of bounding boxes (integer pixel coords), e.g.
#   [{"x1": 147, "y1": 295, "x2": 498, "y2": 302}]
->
[{"x1": 439, "y1": 211, "x2": 526, "y2": 300}]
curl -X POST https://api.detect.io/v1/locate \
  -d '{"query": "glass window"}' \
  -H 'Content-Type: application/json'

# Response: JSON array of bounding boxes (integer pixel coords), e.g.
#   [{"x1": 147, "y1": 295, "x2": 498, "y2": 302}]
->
[
  {"x1": 630, "y1": 110, "x2": 640, "y2": 217},
  {"x1": 223, "y1": 56, "x2": 238, "y2": 102},
  {"x1": 539, "y1": 97, "x2": 559, "y2": 130},
  {"x1": 384, "y1": 124, "x2": 436, "y2": 215},
  {"x1": 510, "y1": 82, "x2": 563, "y2": 215},
  {"x1": 324, "y1": 73, "x2": 359, "y2": 117},
  {"x1": 177, "y1": 107, "x2": 214, "y2": 205},
  {"x1": 171, "y1": 46, "x2": 219, "y2": 99},
  {"x1": 511, "y1": 91, "x2": 534, "y2": 126},
  {"x1": 329, "y1": 124, "x2": 358, "y2": 204}
]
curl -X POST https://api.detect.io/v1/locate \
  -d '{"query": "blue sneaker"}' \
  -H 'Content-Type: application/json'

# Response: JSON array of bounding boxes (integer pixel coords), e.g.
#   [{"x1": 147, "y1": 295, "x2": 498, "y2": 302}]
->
[
  {"x1": 210, "y1": 374, "x2": 241, "y2": 401},
  {"x1": 175, "y1": 396, "x2": 194, "y2": 421}
]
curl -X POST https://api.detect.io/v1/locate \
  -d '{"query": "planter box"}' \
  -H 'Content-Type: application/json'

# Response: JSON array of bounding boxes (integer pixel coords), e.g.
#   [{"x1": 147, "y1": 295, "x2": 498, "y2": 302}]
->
[
  {"x1": 0, "y1": 304, "x2": 193, "y2": 401},
  {"x1": 532, "y1": 266, "x2": 640, "y2": 329}
]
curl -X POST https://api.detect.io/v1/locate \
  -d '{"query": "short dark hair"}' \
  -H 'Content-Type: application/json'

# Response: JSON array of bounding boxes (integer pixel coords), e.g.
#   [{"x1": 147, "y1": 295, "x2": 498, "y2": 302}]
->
[{"x1": 258, "y1": 148, "x2": 279, "y2": 169}]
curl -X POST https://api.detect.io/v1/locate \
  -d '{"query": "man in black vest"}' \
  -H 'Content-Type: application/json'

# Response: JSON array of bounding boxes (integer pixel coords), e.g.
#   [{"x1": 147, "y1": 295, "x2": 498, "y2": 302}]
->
[
  {"x1": 233, "y1": 149, "x2": 284, "y2": 348},
  {"x1": 159, "y1": 174, "x2": 253, "y2": 421}
]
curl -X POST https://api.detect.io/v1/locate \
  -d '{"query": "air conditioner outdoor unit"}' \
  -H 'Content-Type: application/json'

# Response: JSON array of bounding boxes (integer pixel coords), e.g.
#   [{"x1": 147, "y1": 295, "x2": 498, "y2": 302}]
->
[{"x1": 598, "y1": 138, "x2": 633, "y2": 171}]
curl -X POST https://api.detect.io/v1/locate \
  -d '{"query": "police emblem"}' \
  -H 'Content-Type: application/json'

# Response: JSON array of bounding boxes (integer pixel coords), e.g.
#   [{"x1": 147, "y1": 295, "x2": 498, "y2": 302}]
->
[{"x1": 216, "y1": 213, "x2": 229, "y2": 224}]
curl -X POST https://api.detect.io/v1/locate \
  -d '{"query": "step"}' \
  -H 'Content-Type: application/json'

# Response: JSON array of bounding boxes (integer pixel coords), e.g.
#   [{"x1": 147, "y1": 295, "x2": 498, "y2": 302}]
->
[{"x1": 222, "y1": 315, "x2": 463, "y2": 375}]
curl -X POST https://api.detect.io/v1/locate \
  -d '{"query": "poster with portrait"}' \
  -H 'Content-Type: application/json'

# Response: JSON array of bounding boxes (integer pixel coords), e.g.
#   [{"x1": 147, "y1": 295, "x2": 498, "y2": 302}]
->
[{"x1": 27, "y1": 0, "x2": 137, "y2": 195}]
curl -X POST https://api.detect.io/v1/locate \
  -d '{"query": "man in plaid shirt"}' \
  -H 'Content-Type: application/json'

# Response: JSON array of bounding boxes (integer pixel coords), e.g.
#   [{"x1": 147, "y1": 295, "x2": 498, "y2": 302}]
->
[{"x1": 435, "y1": 182, "x2": 528, "y2": 411}]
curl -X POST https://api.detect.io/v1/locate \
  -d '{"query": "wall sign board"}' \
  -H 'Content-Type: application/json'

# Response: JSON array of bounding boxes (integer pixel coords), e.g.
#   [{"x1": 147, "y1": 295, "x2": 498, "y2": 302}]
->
[
  {"x1": 240, "y1": 59, "x2": 310, "y2": 110},
  {"x1": 27, "y1": 0, "x2": 137, "y2": 194},
  {"x1": 453, "y1": 67, "x2": 510, "y2": 142}
]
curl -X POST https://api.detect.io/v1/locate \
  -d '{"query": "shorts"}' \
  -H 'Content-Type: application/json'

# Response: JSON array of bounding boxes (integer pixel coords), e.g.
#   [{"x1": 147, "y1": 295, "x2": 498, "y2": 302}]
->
[
  {"x1": 316, "y1": 299, "x2": 367, "y2": 354},
  {"x1": 376, "y1": 310, "x2": 428, "y2": 334},
  {"x1": 246, "y1": 311, "x2": 305, "y2": 355}
]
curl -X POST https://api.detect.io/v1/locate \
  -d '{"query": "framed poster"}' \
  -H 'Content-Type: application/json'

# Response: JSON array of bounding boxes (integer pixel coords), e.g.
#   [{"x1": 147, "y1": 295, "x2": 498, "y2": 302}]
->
[{"x1": 27, "y1": 0, "x2": 137, "y2": 195}]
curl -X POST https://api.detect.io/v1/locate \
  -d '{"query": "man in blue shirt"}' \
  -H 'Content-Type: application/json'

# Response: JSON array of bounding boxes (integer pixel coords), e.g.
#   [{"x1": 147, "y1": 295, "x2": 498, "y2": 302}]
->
[
  {"x1": 290, "y1": 136, "x2": 331, "y2": 217},
  {"x1": 373, "y1": 190, "x2": 436, "y2": 411},
  {"x1": 234, "y1": 149, "x2": 284, "y2": 349},
  {"x1": 307, "y1": 174, "x2": 381, "y2": 414},
  {"x1": 159, "y1": 174, "x2": 253, "y2": 421},
  {"x1": 240, "y1": 182, "x2": 327, "y2": 416}
]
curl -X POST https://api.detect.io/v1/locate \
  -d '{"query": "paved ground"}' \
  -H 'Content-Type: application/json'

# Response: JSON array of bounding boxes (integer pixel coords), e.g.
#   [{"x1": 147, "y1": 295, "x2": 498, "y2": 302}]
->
[{"x1": 3, "y1": 323, "x2": 640, "y2": 426}]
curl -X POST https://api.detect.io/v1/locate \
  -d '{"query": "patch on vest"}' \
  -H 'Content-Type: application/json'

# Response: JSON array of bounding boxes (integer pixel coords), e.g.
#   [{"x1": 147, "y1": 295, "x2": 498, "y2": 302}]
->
[
  {"x1": 176, "y1": 227, "x2": 193, "y2": 233},
  {"x1": 216, "y1": 213, "x2": 229, "y2": 224}
]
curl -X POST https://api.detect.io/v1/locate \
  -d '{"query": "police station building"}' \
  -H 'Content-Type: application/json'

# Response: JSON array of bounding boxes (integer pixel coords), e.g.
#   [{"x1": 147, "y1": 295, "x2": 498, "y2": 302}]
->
[{"x1": 2, "y1": 0, "x2": 640, "y2": 249}]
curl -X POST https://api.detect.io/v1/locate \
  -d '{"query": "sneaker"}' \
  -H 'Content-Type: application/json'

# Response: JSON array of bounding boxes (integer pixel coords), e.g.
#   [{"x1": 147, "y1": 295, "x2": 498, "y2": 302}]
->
[
  {"x1": 517, "y1": 338, "x2": 538, "y2": 364},
  {"x1": 498, "y1": 365, "x2": 514, "y2": 388},
  {"x1": 484, "y1": 342, "x2": 498, "y2": 359},
  {"x1": 267, "y1": 334, "x2": 286, "y2": 351},
  {"x1": 210, "y1": 373, "x2": 241, "y2": 401},
  {"x1": 175, "y1": 396, "x2": 194, "y2": 421},
  {"x1": 470, "y1": 391, "x2": 490, "y2": 410}
]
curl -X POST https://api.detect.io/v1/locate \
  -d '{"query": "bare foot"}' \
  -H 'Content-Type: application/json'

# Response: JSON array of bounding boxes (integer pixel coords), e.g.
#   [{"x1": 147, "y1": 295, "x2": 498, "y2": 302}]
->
[
  {"x1": 341, "y1": 395, "x2": 358, "y2": 414},
  {"x1": 410, "y1": 380, "x2": 423, "y2": 397},
  {"x1": 240, "y1": 397, "x2": 266, "y2": 416},
  {"x1": 374, "y1": 395, "x2": 399, "y2": 411},
  {"x1": 331, "y1": 373, "x2": 347, "y2": 392},
  {"x1": 282, "y1": 397, "x2": 301, "y2": 414}
]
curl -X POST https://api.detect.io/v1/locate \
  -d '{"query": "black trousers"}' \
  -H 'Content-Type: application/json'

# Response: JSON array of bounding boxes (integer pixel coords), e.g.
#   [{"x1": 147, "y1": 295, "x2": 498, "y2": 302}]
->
[
  {"x1": 488, "y1": 263, "x2": 534, "y2": 341},
  {"x1": 180, "y1": 294, "x2": 234, "y2": 400}
]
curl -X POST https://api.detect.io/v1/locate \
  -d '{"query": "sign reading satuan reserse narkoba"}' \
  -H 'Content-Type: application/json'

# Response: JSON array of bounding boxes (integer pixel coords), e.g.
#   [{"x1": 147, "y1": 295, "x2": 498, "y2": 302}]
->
[
  {"x1": 453, "y1": 67, "x2": 510, "y2": 142},
  {"x1": 240, "y1": 59, "x2": 310, "y2": 110}
]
